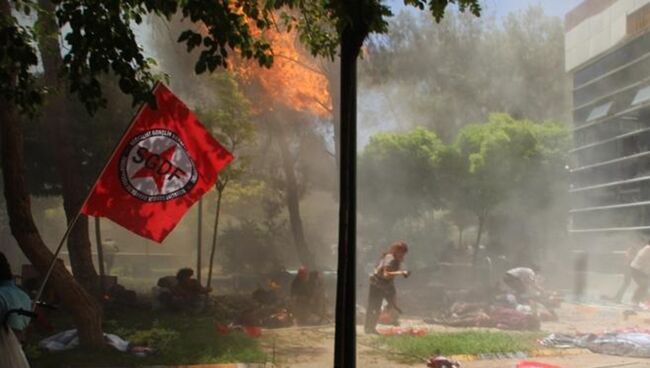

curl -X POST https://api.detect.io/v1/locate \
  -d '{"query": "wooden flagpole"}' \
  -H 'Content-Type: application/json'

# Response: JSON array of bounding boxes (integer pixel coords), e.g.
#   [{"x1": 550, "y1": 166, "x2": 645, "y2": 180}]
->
[{"x1": 206, "y1": 183, "x2": 223, "y2": 289}]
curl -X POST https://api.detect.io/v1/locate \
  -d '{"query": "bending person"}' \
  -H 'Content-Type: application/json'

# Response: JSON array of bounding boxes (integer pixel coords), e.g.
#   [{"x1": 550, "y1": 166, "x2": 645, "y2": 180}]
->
[
  {"x1": 503, "y1": 265, "x2": 542, "y2": 298},
  {"x1": 364, "y1": 241, "x2": 410, "y2": 334}
]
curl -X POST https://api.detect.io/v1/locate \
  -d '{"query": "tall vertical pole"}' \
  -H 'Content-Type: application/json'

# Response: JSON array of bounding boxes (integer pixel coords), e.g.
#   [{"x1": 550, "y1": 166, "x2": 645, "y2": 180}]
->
[
  {"x1": 94, "y1": 217, "x2": 106, "y2": 295},
  {"x1": 334, "y1": 25, "x2": 358, "y2": 368},
  {"x1": 197, "y1": 198, "x2": 203, "y2": 283},
  {"x1": 207, "y1": 188, "x2": 223, "y2": 289}
]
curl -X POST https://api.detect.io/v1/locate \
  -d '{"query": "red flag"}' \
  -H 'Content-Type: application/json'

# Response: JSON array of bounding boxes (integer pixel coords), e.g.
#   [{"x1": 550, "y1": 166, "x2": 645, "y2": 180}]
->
[{"x1": 81, "y1": 82, "x2": 233, "y2": 242}]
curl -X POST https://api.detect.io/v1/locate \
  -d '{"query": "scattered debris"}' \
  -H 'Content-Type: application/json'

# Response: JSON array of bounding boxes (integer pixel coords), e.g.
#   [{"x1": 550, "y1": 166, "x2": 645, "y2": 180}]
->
[
  {"x1": 515, "y1": 361, "x2": 561, "y2": 368},
  {"x1": 215, "y1": 323, "x2": 262, "y2": 338},
  {"x1": 540, "y1": 330, "x2": 650, "y2": 358},
  {"x1": 377, "y1": 326, "x2": 428, "y2": 336},
  {"x1": 38, "y1": 329, "x2": 155, "y2": 356},
  {"x1": 426, "y1": 355, "x2": 461, "y2": 368}
]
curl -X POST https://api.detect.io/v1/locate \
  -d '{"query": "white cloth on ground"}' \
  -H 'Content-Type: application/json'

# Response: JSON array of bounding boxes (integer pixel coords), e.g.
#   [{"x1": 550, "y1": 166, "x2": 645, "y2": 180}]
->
[{"x1": 39, "y1": 329, "x2": 130, "y2": 352}]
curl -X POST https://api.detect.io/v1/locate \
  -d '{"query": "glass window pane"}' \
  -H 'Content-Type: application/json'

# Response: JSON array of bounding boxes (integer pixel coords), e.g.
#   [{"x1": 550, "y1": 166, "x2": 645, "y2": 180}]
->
[
  {"x1": 586, "y1": 101, "x2": 613, "y2": 122},
  {"x1": 632, "y1": 85, "x2": 650, "y2": 105}
]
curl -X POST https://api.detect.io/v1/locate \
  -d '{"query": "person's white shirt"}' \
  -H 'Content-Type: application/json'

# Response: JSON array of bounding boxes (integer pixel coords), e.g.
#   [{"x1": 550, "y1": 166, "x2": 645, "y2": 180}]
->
[
  {"x1": 506, "y1": 267, "x2": 537, "y2": 288},
  {"x1": 631, "y1": 244, "x2": 650, "y2": 275}
]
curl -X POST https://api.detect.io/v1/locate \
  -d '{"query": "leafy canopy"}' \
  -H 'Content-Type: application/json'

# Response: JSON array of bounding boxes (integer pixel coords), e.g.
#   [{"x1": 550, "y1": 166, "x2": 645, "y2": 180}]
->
[
  {"x1": 450, "y1": 113, "x2": 569, "y2": 217},
  {"x1": 359, "y1": 127, "x2": 448, "y2": 225},
  {"x1": 1, "y1": 0, "x2": 480, "y2": 114}
]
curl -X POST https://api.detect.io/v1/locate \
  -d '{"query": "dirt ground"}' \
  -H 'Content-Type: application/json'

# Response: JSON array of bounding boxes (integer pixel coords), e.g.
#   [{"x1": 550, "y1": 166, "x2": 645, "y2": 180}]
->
[{"x1": 259, "y1": 301, "x2": 650, "y2": 367}]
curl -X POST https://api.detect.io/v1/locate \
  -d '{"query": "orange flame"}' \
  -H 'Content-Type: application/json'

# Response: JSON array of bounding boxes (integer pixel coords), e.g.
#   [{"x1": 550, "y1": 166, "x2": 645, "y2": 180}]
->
[{"x1": 230, "y1": 24, "x2": 332, "y2": 118}]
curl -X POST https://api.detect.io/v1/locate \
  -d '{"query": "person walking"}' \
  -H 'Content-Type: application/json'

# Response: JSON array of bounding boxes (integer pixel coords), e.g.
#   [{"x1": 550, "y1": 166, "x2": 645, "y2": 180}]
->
[
  {"x1": 364, "y1": 241, "x2": 410, "y2": 334},
  {"x1": 630, "y1": 242, "x2": 650, "y2": 306}
]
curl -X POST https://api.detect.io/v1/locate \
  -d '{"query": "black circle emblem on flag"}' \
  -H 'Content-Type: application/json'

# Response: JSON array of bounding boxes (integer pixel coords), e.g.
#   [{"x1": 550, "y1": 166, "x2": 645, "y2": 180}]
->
[{"x1": 119, "y1": 129, "x2": 198, "y2": 202}]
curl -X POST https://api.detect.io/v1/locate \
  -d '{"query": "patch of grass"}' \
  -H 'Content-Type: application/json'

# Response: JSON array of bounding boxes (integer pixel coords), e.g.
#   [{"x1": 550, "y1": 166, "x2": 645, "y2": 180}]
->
[
  {"x1": 26, "y1": 307, "x2": 268, "y2": 367},
  {"x1": 375, "y1": 330, "x2": 543, "y2": 363}
]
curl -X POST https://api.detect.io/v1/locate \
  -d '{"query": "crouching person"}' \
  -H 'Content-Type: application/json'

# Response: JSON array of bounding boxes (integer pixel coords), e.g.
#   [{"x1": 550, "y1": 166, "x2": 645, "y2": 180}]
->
[{"x1": 157, "y1": 268, "x2": 211, "y2": 312}]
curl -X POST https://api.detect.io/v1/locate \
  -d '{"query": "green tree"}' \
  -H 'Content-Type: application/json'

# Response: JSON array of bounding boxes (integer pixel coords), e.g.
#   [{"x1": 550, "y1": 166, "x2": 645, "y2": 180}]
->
[
  {"x1": 358, "y1": 127, "x2": 451, "y2": 266},
  {"x1": 359, "y1": 127, "x2": 447, "y2": 228},
  {"x1": 449, "y1": 113, "x2": 569, "y2": 257}
]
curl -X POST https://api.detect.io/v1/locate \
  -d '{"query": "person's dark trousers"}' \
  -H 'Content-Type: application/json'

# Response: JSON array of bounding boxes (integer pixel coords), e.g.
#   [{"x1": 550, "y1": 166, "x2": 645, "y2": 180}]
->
[
  {"x1": 614, "y1": 266, "x2": 632, "y2": 302},
  {"x1": 631, "y1": 268, "x2": 649, "y2": 304},
  {"x1": 364, "y1": 281, "x2": 384, "y2": 334}
]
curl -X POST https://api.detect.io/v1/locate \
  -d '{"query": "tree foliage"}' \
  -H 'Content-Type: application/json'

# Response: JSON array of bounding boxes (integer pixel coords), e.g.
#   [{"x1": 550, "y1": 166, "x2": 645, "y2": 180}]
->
[
  {"x1": 198, "y1": 72, "x2": 255, "y2": 188},
  {"x1": 23, "y1": 78, "x2": 134, "y2": 196},
  {"x1": 0, "y1": 3, "x2": 41, "y2": 113},
  {"x1": 360, "y1": 6, "x2": 568, "y2": 141},
  {"x1": 359, "y1": 113, "x2": 570, "y2": 252},
  {"x1": 359, "y1": 127, "x2": 448, "y2": 225},
  {"x1": 2, "y1": 0, "x2": 481, "y2": 115},
  {"x1": 451, "y1": 113, "x2": 569, "y2": 218}
]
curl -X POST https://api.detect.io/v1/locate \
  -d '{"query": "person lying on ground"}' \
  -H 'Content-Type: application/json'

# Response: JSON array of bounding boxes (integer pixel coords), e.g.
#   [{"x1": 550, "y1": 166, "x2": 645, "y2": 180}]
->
[{"x1": 430, "y1": 301, "x2": 541, "y2": 330}]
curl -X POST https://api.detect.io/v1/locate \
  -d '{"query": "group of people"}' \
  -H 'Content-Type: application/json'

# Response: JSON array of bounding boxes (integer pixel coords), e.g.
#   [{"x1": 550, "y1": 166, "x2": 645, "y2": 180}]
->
[
  {"x1": 363, "y1": 241, "x2": 557, "y2": 334},
  {"x1": 154, "y1": 265, "x2": 331, "y2": 326}
]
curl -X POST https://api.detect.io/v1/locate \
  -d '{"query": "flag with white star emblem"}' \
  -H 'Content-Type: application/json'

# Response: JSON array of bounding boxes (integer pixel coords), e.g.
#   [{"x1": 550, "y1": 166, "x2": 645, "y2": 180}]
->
[{"x1": 81, "y1": 82, "x2": 233, "y2": 242}]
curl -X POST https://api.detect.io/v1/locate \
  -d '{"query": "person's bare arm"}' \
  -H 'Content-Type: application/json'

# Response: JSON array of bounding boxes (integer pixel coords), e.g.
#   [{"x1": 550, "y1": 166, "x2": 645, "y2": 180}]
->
[{"x1": 382, "y1": 270, "x2": 410, "y2": 278}]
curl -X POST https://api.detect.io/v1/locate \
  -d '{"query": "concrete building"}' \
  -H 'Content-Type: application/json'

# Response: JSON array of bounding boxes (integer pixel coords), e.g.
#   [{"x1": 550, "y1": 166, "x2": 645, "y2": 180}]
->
[{"x1": 566, "y1": 0, "x2": 650, "y2": 251}]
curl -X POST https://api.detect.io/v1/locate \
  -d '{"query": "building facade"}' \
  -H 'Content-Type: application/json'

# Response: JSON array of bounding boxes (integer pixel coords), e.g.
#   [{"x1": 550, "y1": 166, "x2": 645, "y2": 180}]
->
[{"x1": 566, "y1": 0, "x2": 650, "y2": 251}]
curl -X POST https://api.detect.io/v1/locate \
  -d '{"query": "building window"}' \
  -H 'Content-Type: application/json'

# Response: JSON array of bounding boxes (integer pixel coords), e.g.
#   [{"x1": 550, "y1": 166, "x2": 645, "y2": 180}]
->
[
  {"x1": 632, "y1": 85, "x2": 650, "y2": 106},
  {"x1": 586, "y1": 101, "x2": 613, "y2": 122}
]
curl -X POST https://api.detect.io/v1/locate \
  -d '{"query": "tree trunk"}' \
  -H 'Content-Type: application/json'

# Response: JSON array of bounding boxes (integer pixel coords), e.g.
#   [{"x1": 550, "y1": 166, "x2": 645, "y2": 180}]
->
[
  {"x1": 37, "y1": 0, "x2": 98, "y2": 292},
  {"x1": 275, "y1": 121, "x2": 315, "y2": 268},
  {"x1": 207, "y1": 186, "x2": 223, "y2": 289},
  {"x1": 334, "y1": 23, "x2": 366, "y2": 368},
  {"x1": 0, "y1": 13, "x2": 104, "y2": 345},
  {"x1": 473, "y1": 214, "x2": 486, "y2": 264}
]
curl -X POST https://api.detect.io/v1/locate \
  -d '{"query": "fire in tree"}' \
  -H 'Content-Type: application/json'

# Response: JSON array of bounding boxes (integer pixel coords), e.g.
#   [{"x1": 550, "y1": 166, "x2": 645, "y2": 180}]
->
[
  {"x1": 232, "y1": 23, "x2": 332, "y2": 117},
  {"x1": 225, "y1": 20, "x2": 334, "y2": 268}
]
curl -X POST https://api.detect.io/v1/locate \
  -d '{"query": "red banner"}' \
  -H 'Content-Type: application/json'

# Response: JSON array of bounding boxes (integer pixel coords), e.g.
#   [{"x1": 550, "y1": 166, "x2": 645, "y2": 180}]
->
[{"x1": 81, "y1": 82, "x2": 233, "y2": 242}]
